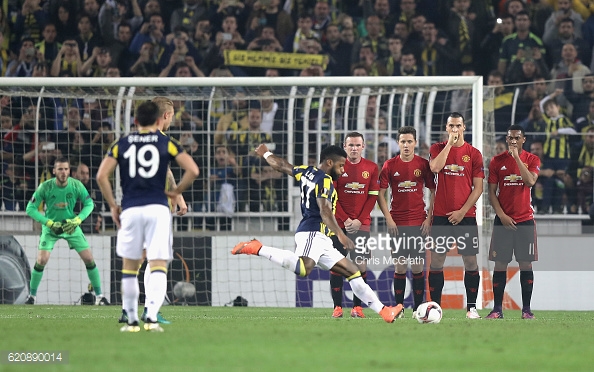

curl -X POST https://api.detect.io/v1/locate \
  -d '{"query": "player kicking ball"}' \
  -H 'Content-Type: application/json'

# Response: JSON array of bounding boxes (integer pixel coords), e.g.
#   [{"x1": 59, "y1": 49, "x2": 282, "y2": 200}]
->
[
  {"x1": 231, "y1": 144, "x2": 402, "y2": 323},
  {"x1": 25, "y1": 157, "x2": 109, "y2": 305}
]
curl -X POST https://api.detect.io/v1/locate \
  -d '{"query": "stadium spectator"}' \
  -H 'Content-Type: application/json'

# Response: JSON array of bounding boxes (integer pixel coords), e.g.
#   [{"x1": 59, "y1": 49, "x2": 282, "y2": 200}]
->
[
  {"x1": 565, "y1": 74, "x2": 594, "y2": 122},
  {"x1": 566, "y1": 127, "x2": 594, "y2": 213},
  {"x1": 341, "y1": 27, "x2": 356, "y2": 45},
  {"x1": 82, "y1": 0, "x2": 101, "y2": 30},
  {"x1": 108, "y1": 22, "x2": 135, "y2": 75},
  {"x1": 50, "y1": 38, "x2": 81, "y2": 77},
  {"x1": 212, "y1": 0, "x2": 249, "y2": 38},
  {"x1": 13, "y1": 0, "x2": 48, "y2": 44},
  {"x1": 484, "y1": 70, "x2": 515, "y2": 136},
  {"x1": 129, "y1": 13, "x2": 167, "y2": 57},
  {"x1": 550, "y1": 42, "x2": 591, "y2": 93},
  {"x1": 80, "y1": 47, "x2": 112, "y2": 77},
  {"x1": 419, "y1": 21, "x2": 458, "y2": 76},
  {"x1": 352, "y1": 15, "x2": 389, "y2": 64},
  {"x1": 545, "y1": 18, "x2": 590, "y2": 68},
  {"x1": 446, "y1": 0, "x2": 476, "y2": 67},
  {"x1": 393, "y1": 51, "x2": 422, "y2": 76},
  {"x1": 356, "y1": 42, "x2": 387, "y2": 76},
  {"x1": 193, "y1": 18, "x2": 213, "y2": 63},
  {"x1": 6, "y1": 38, "x2": 39, "y2": 77},
  {"x1": 394, "y1": 0, "x2": 417, "y2": 32},
  {"x1": 498, "y1": 11, "x2": 545, "y2": 78},
  {"x1": 35, "y1": 23, "x2": 61, "y2": 65},
  {"x1": 312, "y1": 0, "x2": 332, "y2": 35},
  {"x1": 480, "y1": 14, "x2": 513, "y2": 77},
  {"x1": 51, "y1": 3, "x2": 78, "y2": 42},
  {"x1": 98, "y1": 0, "x2": 143, "y2": 43},
  {"x1": 74, "y1": 13, "x2": 103, "y2": 62},
  {"x1": 72, "y1": 162, "x2": 104, "y2": 233},
  {"x1": 529, "y1": 140, "x2": 565, "y2": 214},
  {"x1": 543, "y1": 0, "x2": 584, "y2": 44},
  {"x1": 215, "y1": 14, "x2": 245, "y2": 50},
  {"x1": 285, "y1": 13, "x2": 318, "y2": 53},
  {"x1": 129, "y1": 41, "x2": 161, "y2": 77},
  {"x1": 170, "y1": 0, "x2": 208, "y2": 36},
  {"x1": 505, "y1": 51, "x2": 549, "y2": 85},
  {"x1": 159, "y1": 30, "x2": 203, "y2": 76},
  {"x1": 246, "y1": 0, "x2": 293, "y2": 47},
  {"x1": 380, "y1": 35, "x2": 402, "y2": 76},
  {"x1": 1, "y1": 163, "x2": 30, "y2": 211}
]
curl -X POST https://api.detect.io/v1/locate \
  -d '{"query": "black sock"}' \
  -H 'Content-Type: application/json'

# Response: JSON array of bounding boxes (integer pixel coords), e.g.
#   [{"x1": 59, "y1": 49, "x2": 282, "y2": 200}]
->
[
  {"x1": 428, "y1": 268, "x2": 444, "y2": 305},
  {"x1": 520, "y1": 271, "x2": 534, "y2": 311},
  {"x1": 465, "y1": 270, "x2": 480, "y2": 311},
  {"x1": 393, "y1": 273, "x2": 407, "y2": 305},
  {"x1": 412, "y1": 272, "x2": 425, "y2": 310},
  {"x1": 34, "y1": 263, "x2": 45, "y2": 272},
  {"x1": 329, "y1": 271, "x2": 343, "y2": 307},
  {"x1": 352, "y1": 271, "x2": 366, "y2": 307},
  {"x1": 492, "y1": 271, "x2": 507, "y2": 311}
]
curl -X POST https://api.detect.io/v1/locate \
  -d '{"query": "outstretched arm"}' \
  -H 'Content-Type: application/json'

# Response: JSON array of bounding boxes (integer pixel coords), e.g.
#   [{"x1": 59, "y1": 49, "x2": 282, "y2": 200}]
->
[{"x1": 255, "y1": 144, "x2": 294, "y2": 176}]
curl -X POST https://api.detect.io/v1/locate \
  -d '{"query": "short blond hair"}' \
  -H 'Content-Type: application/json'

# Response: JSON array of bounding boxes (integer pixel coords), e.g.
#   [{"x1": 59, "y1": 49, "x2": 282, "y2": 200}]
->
[{"x1": 151, "y1": 96, "x2": 174, "y2": 116}]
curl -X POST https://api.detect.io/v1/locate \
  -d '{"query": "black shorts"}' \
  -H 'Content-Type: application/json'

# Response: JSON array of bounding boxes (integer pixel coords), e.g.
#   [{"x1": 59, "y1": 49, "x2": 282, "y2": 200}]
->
[
  {"x1": 489, "y1": 217, "x2": 537, "y2": 263},
  {"x1": 331, "y1": 230, "x2": 371, "y2": 265},
  {"x1": 390, "y1": 225, "x2": 426, "y2": 260},
  {"x1": 430, "y1": 216, "x2": 479, "y2": 256}
]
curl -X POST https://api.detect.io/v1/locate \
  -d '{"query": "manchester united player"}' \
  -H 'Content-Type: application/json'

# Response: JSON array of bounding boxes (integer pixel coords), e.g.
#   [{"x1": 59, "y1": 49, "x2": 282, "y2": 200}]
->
[
  {"x1": 429, "y1": 112, "x2": 485, "y2": 319},
  {"x1": 486, "y1": 125, "x2": 539, "y2": 319},
  {"x1": 378, "y1": 126, "x2": 435, "y2": 318},
  {"x1": 330, "y1": 132, "x2": 379, "y2": 318}
]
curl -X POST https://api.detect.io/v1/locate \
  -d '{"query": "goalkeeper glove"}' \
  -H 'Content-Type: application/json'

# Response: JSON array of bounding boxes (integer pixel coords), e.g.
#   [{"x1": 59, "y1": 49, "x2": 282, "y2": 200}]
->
[
  {"x1": 63, "y1": 216, "x2": 82, "y2": 234},
  {"x1": 46, "y1": 220, "x2": 64, "y2": 235}
]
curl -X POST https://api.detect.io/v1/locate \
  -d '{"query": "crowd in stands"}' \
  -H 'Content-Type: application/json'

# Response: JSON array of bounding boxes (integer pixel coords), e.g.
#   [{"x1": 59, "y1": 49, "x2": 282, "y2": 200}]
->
[{"x1": 1, "y1": 0, "x2": 594, "y2": 227}]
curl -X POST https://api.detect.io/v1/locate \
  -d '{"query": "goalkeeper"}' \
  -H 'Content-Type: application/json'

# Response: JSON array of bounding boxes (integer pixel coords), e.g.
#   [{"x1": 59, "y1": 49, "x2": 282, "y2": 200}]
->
[{"x1": 25, "y1": 157, "x2": 109, "y2": 305}]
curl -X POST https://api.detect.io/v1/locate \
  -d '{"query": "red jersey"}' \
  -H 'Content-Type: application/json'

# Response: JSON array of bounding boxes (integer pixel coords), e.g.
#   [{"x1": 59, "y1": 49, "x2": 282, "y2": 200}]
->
[
  {"x1": 430, "y1": 141, "x2": 484, "y2": 217},
  {"x1": 379, "y1": 155, "x2": 436, "y2": 226},
  {"x1": 488, "y1": 150, "x2": 540, "y2": 223},
  {"x1": 334, "y1": 157, "x2": 380, "y2": 231}
]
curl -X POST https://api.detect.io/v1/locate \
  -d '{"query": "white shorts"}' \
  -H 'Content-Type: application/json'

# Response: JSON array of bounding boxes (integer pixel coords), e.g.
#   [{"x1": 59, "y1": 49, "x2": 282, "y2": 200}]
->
[
  {"x1": 294, "y1": 231, "x2": 345, "y2": 270},
  {"x1": 116, "y1": 205, "x2": 173, "y2": 261}
]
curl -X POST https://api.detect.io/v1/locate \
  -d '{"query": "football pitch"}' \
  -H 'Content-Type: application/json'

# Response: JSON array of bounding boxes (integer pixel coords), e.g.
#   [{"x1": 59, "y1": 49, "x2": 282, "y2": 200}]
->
[{"x1": 1, "y1": 306, "x2": 593, "y2": 372}]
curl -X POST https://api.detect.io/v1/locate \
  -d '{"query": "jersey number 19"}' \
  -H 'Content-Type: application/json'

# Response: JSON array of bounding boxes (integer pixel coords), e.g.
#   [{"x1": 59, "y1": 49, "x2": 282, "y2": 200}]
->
[{"x1": 123, "y1": 144, "x2": 160, "y2": 178}]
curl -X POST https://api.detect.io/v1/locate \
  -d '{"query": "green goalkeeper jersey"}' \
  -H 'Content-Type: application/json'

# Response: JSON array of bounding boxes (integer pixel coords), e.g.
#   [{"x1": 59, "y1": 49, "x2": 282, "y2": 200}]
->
[{"x1": 26, "y1": 177, "x2": 94, "y2": 227}]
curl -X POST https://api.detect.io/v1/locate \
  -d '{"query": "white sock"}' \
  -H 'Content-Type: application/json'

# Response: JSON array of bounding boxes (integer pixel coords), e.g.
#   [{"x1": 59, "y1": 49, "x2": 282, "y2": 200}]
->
[
  {"x1": 145, "y1": 269, "x2": 167, "y2": 322},
  {"x1": 258, "y1": 246, "x2": 304, "y2": 276},
  {"x1": 348, "y1": 276, "x2": 384, "y2": 313},
  {"x1": 144, "y1": 262, "x2": 151, "y2": 308},
  {"x1": 122, "y1": 276, "x2": 139, "y2": 323}
]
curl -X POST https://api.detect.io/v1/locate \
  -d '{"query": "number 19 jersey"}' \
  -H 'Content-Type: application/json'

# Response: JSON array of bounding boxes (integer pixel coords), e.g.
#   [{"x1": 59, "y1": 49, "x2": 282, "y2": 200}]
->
[{"x1": 106, "y1": 130, "x2": 185, "y2": 210}]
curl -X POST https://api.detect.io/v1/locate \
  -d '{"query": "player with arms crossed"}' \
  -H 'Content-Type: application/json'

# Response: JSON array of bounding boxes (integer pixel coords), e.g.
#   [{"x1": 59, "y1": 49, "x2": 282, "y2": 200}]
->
[
  {"x1": 486, "y1": 125, "x2": 539, "y2": 319},
  {"x1": 378, "y1": 126, "x2": 435, "y2": 318},
  {"x1": 330, "y1": 132, "x2": 379, "y2": 319},
  {"x1": 25, "y1": 157, "x2": 109, "y2": 305},
  {"x1": 118, "y1": 96, "x2": 188, "y2": 325},
  {"x1": 232, "y1": 144, "x2": 402, "y2": 323},
  {"x1": 429, "y1": 112, "x2": 485, "y2": 319},
  {"x1": 97, "y1": 101, "x2": 199, "y2": 332}
]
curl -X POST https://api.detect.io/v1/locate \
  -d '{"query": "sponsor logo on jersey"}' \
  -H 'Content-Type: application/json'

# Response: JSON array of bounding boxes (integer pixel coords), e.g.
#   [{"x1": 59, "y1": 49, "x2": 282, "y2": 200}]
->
[
  {"x1": 414, "y1": 168, "x2": 421, "y2": 177},
  {"x1": 362, "y1": 171, "x2": 370, "y2": 179},
  {"x1": 54, "y1": 202, "x2": 68, "y2": 209},
  {"x1": 503, "y1": 174, "x2": 522, "y2": 182},
  {"x1": 444, "y1": 164, "x2": 465, "y2": 172},
  {"x1": 397, "y1": 180, "x2": 417, "y2": 188},
  {"x1": 345, "y1": 182, "x2": 365, "y2": 190},
  {"x1": 462, "y1": 155, "x2": 470, "y2": 163}
]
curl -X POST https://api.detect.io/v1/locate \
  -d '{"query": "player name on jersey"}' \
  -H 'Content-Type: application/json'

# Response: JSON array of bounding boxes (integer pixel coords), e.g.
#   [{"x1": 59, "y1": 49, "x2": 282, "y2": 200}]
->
[{"x1": 127, "y1": 134, "x2": 158, "y2": 143}]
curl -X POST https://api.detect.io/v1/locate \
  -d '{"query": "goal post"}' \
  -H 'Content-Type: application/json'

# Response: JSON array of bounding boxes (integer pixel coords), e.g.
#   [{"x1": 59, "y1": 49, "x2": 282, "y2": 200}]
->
[{"x1": 0, "y1": 76, "x2": 495, "y2": 309}]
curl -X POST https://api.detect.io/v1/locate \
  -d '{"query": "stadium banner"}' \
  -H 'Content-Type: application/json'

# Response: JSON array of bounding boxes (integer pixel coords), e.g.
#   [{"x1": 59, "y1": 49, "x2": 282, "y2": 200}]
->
[
  {"x1": 224, "y1": 50, "x2": 327, "y2": 70},
  {"x1": 213, "y1": 235, "x2": 594, "y2": 310},
  {"x1": 110, "y1": 236, "x2": 212, "y2": 306}
]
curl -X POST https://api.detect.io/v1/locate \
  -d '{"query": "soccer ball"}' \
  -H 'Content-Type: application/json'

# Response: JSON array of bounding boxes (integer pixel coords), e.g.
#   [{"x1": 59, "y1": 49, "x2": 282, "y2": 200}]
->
[
  {"x1": 173, "y1": 281, "x2": 196, "y2": 299},
  {"x1": 415, "y1": 301, "x2": 442, "y2": 324}
]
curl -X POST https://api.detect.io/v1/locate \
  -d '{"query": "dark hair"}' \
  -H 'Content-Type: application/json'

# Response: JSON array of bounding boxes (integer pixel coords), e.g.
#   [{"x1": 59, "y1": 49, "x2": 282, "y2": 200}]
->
[
  {"x1": 398, "y1": 125, "x2": 417, "y2": 140},
  {"x1": 514, "y1": 10, "x2": 530, "y2": 19},
  {"x1": 507, "y1": 124, "x2": 525, "y2": 136},
  {"x1": 559, "y1": 18, "x2": 575, "y2": 27},
  {"x1": 135, "y1": 101, "x2": 160, "y2": 127},
  {"x1": 54, "y1": 157, "x2": 70, "y2": 166},
  {"x1": 344, "y1": 131, "x2": 364, "y2": 144},
  {"x1": 320, "y1": 145, "x2": 347, "y2": 163},
  {"x1": 448, "y1": 112, "x2": 465, "y2": 124}
]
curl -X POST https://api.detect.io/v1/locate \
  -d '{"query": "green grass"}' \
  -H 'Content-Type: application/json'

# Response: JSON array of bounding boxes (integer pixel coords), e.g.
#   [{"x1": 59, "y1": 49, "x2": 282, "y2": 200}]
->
[{"x1": 1, "y1": 306, "x2": 593, "y2": 372}]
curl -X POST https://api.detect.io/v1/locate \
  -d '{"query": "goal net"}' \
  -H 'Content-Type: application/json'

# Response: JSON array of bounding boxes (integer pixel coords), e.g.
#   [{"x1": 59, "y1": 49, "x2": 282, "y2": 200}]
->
[{"x1": 0, "y1": 77, "x2": 498, "y2": 310}]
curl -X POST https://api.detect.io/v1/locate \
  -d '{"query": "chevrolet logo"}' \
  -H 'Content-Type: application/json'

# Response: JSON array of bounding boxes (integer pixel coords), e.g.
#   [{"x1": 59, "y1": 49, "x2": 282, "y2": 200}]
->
[
  {"x1": 345, "y1": 182, "x2": 365, "y2": 190},
  {"x1": 445, "y1": 164, "x2": 465, "y2": 172},
  {"x1": 397, "y1": 180, "x2": 417, "y2": 188},
  {"x1": 504, "y1": 174, "x2": 522, "y2": 182}
]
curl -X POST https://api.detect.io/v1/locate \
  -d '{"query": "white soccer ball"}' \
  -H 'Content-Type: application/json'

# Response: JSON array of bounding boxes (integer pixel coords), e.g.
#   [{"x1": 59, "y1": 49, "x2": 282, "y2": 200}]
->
[
  {"x1": 415, "y1": 301, "x2": 443, "y2": 324},
  {"x1": 173, "y1": 281, "x2": 196, "y2": 299}
]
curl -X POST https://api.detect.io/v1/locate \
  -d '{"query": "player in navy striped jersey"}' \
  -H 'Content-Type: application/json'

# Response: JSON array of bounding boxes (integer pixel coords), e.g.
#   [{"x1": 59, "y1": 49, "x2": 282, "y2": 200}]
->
[
  {"x1": 486, "y1": 125, "x2": 540, "y2": 319},
  {"x1": 97, "y1": 101, "x2": 199, "y2": 332},
  {"x1": 231, "y1": 144, "x2": 402, "y2": 323}
]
